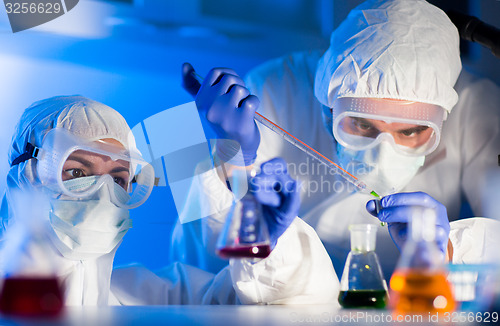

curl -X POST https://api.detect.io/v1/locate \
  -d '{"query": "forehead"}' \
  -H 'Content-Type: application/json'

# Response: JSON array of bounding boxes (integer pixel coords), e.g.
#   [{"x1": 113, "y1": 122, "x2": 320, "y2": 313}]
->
[
  {"x1": 95, "y1": 138, "x2": 126, "y2": 150},
  {"x1": 65, "y1": 138, "x2": 129, "y2": 167},
  {"x1": 353, "y1": 117, "x2": 428, "y2": 130},
  {"x1": 333, "y1": 97, "x2": 444, "y2": 121},
  {"x1": 363, "y1": 98, "x2": 418, "y2": 116}
]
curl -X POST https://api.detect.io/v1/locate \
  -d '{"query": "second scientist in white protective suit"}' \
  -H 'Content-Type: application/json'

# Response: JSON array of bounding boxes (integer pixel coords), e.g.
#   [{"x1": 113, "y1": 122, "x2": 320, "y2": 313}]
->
[
  {"x1": 0, "y1": 96, "x2": 339, "y2": 306},
  {"x1": 171, "y1": 0, "x2": 500, "y2": 280}
]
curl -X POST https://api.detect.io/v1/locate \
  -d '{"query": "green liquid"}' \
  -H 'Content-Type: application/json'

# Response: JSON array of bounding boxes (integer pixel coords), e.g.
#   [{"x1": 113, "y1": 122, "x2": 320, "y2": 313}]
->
[{"x1": 338, "y1": 290, "x2": 388, "y2": 309}]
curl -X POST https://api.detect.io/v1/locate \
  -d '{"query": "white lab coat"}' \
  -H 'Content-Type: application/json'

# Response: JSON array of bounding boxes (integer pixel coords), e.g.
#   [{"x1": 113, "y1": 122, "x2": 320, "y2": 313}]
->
[
  {"x1": 0, "y1": 215, "x2": 339, "y2": 306},
  {"x1": 171, "y1": 51, "x2": 500, "y2": 280},
  {"x1": 110, "y1": 216, "x2": 338, "y2": 305}
]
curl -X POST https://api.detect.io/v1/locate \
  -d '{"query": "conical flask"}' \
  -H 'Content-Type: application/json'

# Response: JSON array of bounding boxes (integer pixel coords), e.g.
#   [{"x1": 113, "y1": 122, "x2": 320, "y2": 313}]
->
[
  {"x1": 0, "y1": 190, "x2": 64, "y2": 317},
  {"x1": 216, "y1": 170, "x2": 272, "y2": 259},
  {"x1": 339, "y1": 224, "x2": 388, "y2": 308},
  {"x1": 389, "y1": 207, "x2": 455, "y2": 315}
]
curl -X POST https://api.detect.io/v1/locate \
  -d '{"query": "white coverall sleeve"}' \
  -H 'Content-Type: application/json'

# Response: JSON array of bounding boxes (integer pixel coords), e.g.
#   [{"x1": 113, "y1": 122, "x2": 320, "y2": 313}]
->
[
  {"x1": 110, "y1": 262, "x2": 239, "y2": 305},
  {"x1": 449, "y1": 217, "x2": 500, "y2": 264},
  {"x1": 111, "y1": 218, "x2": 339, "y2": 305},
  {"x1": 231, "y1": 217, "x2": 339, "y2": 305}
]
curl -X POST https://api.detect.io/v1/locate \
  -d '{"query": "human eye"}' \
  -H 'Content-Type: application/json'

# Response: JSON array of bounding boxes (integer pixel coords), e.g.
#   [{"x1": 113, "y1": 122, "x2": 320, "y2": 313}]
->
[
  {"x1": 113, "y1": 176, "x2": 128, "y2": 189},
  {"x1": 64, "y1": 168, "x2": 87, "y2": 179},
  {"x1": 400, "y1": 129, "x2": 417, "y2": 137},
  {"x1": 353, "y1": 119, "x2": 373, "y2": 131},
  {"x1": 400, "y1": 126, "x2": 429, "y2": 137}
]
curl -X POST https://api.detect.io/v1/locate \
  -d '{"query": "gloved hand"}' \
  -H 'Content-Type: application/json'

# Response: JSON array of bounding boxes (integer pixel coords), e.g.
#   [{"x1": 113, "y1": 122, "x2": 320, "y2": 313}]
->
[
  {"x1": 191, "y1": 66, "x2": 261, "y2": 166},
  {"x1": 366, "y1": 192, "x2": 450, "y2": 256},
  {"x1": 250, "y1": 158, "x2": 301, "y2": 249}
]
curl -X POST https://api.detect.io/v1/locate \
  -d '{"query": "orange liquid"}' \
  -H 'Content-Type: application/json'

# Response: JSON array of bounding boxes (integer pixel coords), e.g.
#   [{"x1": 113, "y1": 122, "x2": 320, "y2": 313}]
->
[{"x1": 390, "y1": 269, "x2": 455, "y2": 315}]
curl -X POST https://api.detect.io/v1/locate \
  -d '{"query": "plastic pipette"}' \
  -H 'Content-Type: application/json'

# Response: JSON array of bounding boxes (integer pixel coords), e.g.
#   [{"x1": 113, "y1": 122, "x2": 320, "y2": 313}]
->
[
  {"x1": 183, "y1": 65, "x2": 381, "y2": 199},
  {"x1": 252, "y1": 112, "x2": 380, "y2": 198}
]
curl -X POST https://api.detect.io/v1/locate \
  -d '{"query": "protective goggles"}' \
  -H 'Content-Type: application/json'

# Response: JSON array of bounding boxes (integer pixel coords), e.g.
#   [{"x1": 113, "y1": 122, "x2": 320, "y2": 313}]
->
[
  {"x1": 12, "y1": 128, "x2": 155, "y2": 209},
  {"x1": 332, "y1": 97, "x2": 446, "y2": 156}
]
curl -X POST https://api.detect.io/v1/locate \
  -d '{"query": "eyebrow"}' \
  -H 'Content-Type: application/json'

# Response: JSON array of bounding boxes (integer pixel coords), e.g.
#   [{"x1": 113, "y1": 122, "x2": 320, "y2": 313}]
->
[
  {"x1": 351, "y1": 117, "x2": 374, "y2": 126},
  {"x1": 352, "y1": 117, "x2": 429, "y2": 134},
  {"x1": 396, "y1": 126, "x2": 429, "y2": 134},
  {"x1": 110, "y1": 166, "x2": 130, "y2": 174},
  {"x1": 66, "y1": 155, "x2": 93, "y2": 168}
]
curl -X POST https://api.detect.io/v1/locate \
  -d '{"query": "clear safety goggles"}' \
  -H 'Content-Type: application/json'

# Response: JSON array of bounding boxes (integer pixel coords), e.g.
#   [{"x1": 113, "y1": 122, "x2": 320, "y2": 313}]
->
[
  {"x1": 13, "y1": 128, "x2": 155, "y2": 209},
  {"x1": 332, "y1": 97, "x2": 446, "y2": 156}
]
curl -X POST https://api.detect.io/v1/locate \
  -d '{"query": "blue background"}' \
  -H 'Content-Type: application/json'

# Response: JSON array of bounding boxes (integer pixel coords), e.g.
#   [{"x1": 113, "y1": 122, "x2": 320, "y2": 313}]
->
[{"x1": 0, "y1": 0, "x2": 498, "y2": 270}]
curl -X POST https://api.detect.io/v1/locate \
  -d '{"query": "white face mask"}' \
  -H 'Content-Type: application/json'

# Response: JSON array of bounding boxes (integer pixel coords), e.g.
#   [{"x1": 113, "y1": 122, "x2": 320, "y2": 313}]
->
[
  {"x1": 336, "y1": 141, "x2": 425, "y2": 196},
  {"x1": 48, "y1": 177, "x2": 132, "y2": 260}
]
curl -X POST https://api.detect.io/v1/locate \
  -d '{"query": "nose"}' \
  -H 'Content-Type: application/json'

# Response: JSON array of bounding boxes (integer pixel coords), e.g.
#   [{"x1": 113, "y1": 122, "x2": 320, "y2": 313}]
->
[{"x1": 377, "y1": 132, "x2": 396, "y2": 144}]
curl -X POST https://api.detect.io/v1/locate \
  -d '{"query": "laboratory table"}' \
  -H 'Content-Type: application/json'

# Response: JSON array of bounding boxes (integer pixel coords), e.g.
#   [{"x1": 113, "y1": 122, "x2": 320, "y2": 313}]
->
[{"x1": 1, "y1": 305, "x2": 497, "y2": 326}]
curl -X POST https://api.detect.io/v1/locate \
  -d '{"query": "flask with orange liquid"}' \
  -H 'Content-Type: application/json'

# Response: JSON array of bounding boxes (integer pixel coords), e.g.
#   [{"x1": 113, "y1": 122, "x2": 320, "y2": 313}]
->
[{"x1": 389, "y1": 207, "x2": 455, "y2": 316}]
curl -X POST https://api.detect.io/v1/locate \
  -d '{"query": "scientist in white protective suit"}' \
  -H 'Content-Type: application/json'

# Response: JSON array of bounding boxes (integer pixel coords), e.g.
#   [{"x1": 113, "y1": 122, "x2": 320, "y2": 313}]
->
[
  {"x1": 0, "y1": 96, "x2": 339, "y2": 306},
  {"x1": 173, "y1": 0, "x2": 500, "y2": 280}
]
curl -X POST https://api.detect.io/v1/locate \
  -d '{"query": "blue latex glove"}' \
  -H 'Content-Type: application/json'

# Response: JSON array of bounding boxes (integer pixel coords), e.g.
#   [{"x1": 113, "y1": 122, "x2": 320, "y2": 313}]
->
[
  {"x1": 250, "y1": 158, "x2": 301, "y2": 249},
  {"x1": 366, "y1": 192, "x2": 450, "y2": 256},
  {"x1": 194, "y1": 67, "x2": 260, "y2": 166}
]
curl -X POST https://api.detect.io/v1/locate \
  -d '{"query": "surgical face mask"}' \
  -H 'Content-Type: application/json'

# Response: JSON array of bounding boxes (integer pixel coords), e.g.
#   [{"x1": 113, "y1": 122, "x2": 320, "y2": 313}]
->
[
  {"x1": 48, "y1": 178, "x2": 132, "y2": 260},
  {"x1": 336, "y1": 141, "x2": 425, "y2": 196}
]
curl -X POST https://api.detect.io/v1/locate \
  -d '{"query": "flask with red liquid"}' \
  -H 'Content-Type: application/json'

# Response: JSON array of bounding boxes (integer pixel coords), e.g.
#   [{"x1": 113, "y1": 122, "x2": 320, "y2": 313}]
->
[
  {"x1": 0, "y1": 190, "x2": 64, "y2": 317},
  {"x1": 0, "y1": 276, "x2": 63, "y2": 317},
  {"x1": 216, "y1": 169, "x2": 272, "y2": 259}
]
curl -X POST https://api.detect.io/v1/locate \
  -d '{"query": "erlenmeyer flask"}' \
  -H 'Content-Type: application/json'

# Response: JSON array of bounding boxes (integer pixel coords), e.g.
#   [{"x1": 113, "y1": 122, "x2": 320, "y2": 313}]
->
[
  {"x1": 389, "y1": 207, "x2": 455, "y2": 315},
  {"x1": 0, "y1": 191, "x2": 64, "y2": 317},
  {"x1": 216, "y1": 170, "x2": 272, "y2": 259},
  {"x1": 338, "y1": 224, "x2": 388, "y2": 308}
]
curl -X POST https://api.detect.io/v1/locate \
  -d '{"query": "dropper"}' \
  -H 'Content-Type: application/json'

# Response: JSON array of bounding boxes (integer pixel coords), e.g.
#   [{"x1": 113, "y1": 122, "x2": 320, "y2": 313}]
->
[{"x1": 182, "y1": 63, "x2": 382, "y2": 201}]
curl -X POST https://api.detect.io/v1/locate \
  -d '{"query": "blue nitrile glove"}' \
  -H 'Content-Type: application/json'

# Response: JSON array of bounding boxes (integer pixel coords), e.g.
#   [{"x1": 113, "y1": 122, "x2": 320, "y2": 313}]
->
[
  {"x1": 194, "y1": 67, "x2": 260, "y2": 166},
  {"x1": 250, "y1": 158, "x2": 301, "y2": 249},
  {"x1": 366, "y1": 192, "x2": 450, "y2": 256}
]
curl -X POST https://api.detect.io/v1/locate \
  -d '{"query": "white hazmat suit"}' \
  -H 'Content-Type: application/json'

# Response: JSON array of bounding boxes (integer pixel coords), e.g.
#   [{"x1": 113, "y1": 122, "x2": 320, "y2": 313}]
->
[
  {"x1": 171, "y1": 0, "x2": 500, "y2": 280},
  {"x1": 0, "y1": 96, "x2": 339, "y2": 306}
]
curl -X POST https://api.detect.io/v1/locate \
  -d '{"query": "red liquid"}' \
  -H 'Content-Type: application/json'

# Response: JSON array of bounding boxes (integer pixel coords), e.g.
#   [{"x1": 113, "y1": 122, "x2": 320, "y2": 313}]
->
[
  {"x1": 0, "y1": 277, "x2": 64, "y2": 317},
  {"x1": 217, "y1": 244, "x2": 272, "y2": 259}
]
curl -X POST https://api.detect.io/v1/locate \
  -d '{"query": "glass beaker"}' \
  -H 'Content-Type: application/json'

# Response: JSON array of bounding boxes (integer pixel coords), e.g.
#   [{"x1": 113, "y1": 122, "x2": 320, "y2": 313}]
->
[
  {"x1": 338, "y1": 224, "x2": 388, "y2": 309},
  {"x1": 0, "y1": 190, "x2": 64, "y2": 317},
  {"x1": 389, "y1": 207, "x2": 455, "y2": 315},
  {"x1": 216, "y1": 170, "x2": 272, "y2": 259}
]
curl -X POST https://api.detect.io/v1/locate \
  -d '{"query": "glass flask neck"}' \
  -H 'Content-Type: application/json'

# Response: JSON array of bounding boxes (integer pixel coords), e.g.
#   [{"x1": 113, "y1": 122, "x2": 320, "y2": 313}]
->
[
  {"x1": 409, "y1": 207, "x2": 436, "y2": 243},
  {"x1": 339, "y1": 224, "x2": 388, "y2": 309},
  {"x1": 397, "y1": 207, "x2": 444, "y2": 270},
  {"x1": 349, "y1": 224, "x2": 377, "y2": 252}
]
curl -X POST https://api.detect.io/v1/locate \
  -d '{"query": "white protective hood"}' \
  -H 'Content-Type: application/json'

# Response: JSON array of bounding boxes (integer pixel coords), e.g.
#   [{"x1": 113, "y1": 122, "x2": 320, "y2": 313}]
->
[
  {"x1": 315, "y1": 0, "x2": 462, "y2": 114},
  {"x1": 1, "y1": 96, "x2": 133, "y2": 232}
]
